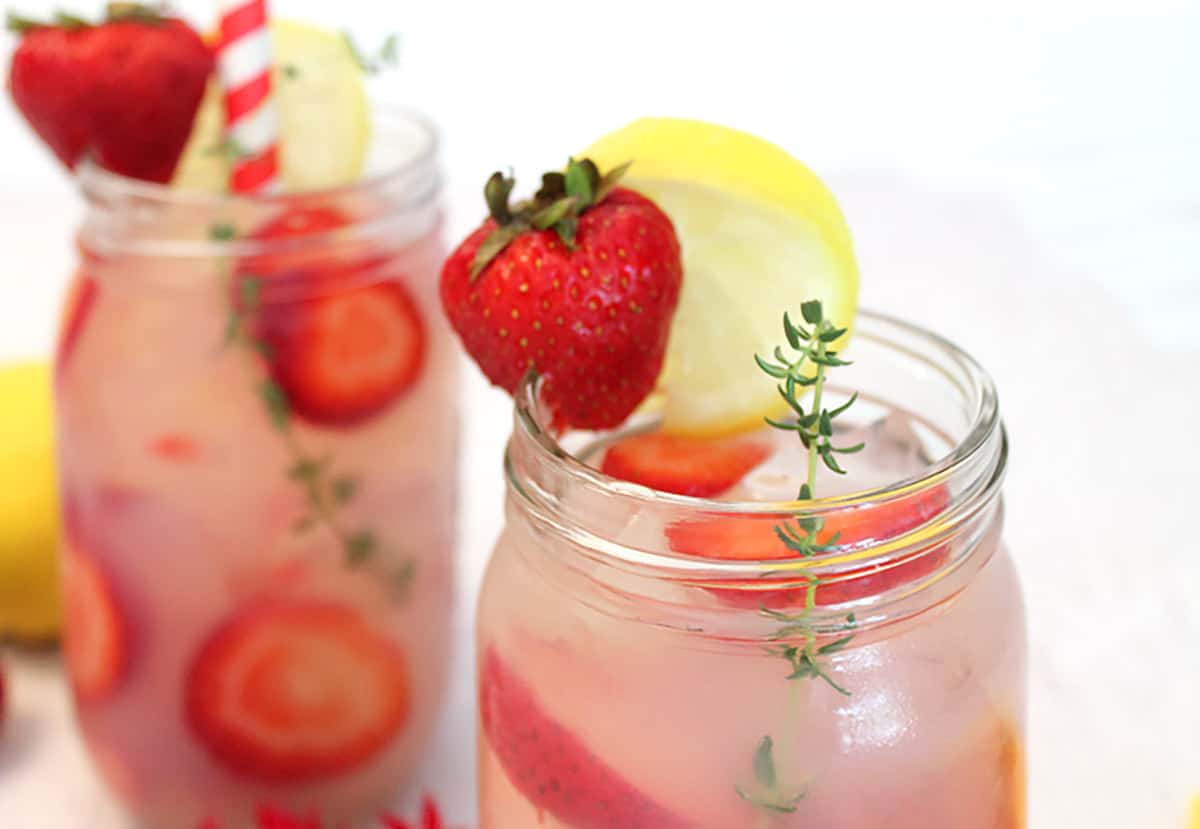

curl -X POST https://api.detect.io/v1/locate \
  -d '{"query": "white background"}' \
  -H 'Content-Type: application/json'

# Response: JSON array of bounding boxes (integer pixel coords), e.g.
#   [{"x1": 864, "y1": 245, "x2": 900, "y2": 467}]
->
[{"x1": 1, "y1": 3, "x2": 1198, "y2": 828}]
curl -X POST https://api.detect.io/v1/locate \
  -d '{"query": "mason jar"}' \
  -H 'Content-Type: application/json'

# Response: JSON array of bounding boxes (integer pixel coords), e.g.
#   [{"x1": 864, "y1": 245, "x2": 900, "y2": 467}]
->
[
  {"x1": 478, "y1": 311, "x2": 1024, "y2": 828},
  {"x1": 54, "y1": 109, "x2": 456, "y2": 828}
]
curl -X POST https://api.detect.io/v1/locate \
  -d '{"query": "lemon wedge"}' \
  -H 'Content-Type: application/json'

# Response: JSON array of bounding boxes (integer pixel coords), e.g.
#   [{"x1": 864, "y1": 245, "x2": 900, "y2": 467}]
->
[
  {"x1": 584, "y1": 118, "x2": 859, "y2": 437},
  {"x1": 173, "y1": 20, "x2": 370, "y2": 193}
]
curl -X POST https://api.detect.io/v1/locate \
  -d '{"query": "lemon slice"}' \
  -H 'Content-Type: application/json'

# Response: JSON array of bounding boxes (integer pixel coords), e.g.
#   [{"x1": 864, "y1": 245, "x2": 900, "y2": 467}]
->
[
  {"x1": 173, "y1": 20, "x2": 370, "y2": 193},
  {"x1": 584, "y1": 118, "x2": 859, "y2": 437}
]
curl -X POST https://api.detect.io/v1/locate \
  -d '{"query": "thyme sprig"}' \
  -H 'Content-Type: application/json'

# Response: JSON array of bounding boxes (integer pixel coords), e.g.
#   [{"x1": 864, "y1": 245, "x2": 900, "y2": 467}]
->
[
  {"x1": 210, "y1": 222, "x2": 414, "y2": 600},
  {"x1": 765, "y1": 603, "x2": 858, "y2": 697},
  {"x1": 754, "y1": 299, "x2": 863, "y2": 497},
  {"x1": 227, "y1": 274, "x2": 378, "y2": 569},
  {"x1": 341, "y1": 31, "x2": 400, "y2": 75},
  {"x1": 737, "y1": 736, "x2": 806, "y2": 815},
  {"x1": 755, "y1": 299, "x2": 860, "y2": 687},
  {"x1": 742, "y1": 300, "x2": 862, "y2": 820}
]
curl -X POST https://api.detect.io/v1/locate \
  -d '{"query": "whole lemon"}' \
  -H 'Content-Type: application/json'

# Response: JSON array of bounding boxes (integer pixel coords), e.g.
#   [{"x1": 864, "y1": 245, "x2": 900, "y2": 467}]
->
[{"x1": 0, "y1": 361, "x2": 61, "y2": 642}]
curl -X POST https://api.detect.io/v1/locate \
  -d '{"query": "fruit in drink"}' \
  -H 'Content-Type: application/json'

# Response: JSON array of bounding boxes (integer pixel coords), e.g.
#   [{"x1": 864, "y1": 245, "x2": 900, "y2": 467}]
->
[
  {"x1": 242, "y1": 207, "x2": 427, "y2": 427},
  {"x1": 479, "y1": 646, "x2": 692, "y2": 829},
  {"x1": 255, "y1": 279, "x2": 426, "y2": 427},
  {"x1": 667, "y1": 484, "x2": 950, "y2": 606},
  {"x1": 186, "y1": 600, "x2": 411, "y2": 781},
  {"x1": 62, "y1": 542, "x2": 128, "y2": 702},
  {"x1": 600, "y1": 431, "x2": 771, "y2": 497},
  {"x1": 198, "y1": 793, "x2": 456, "y2": 829},
  {"x1": 55, "y1": 274, "x2": 97, "y2": 380}
]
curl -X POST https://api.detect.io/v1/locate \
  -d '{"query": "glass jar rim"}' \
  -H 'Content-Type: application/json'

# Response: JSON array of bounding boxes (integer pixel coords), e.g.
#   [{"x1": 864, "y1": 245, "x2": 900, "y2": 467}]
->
[
  {"x1": 512, "y1": 309, "x2": 1000, "y2": 514},
  {"x1": 505, "y1": 309, "x2": 1008, "y2": 584},
  {"x1": 77, "y1": 103, "x2": 438, "y2": 209},
  {"x1": 76, "y1": 104, "x2": 440, "y2": 261}
]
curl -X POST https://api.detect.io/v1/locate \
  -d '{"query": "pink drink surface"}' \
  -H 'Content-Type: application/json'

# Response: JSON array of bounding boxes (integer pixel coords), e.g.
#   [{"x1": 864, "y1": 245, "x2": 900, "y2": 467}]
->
[
  {"x1": 55, "y1": 215, "x2": 457, "y2": 828},
  {"x1": 477, "y1": 415, "x2": 1025, "y2": 828}
]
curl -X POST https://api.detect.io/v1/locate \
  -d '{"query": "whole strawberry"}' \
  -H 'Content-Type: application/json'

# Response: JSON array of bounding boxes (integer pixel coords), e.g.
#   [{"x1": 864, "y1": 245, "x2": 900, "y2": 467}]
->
[
  {"x1": 440, "y1": 159, "x2": 683, "y2": 430},
  {"x1": 7, "y1": 4, "x2": 213, "y2": 183}
]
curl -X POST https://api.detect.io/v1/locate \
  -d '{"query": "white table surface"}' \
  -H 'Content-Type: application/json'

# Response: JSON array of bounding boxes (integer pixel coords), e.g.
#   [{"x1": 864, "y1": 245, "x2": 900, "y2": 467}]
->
[{"x1": 1, "y1": 169, "x2": 1198, "y2": 829}]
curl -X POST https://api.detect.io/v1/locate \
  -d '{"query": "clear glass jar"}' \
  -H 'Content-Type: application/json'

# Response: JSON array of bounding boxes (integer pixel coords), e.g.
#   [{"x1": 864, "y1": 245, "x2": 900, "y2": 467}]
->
[
  {"x1": 54, "y1": 110, "x2": 456, "y2": 827},
  {"x1": 478, "y1": 312, "x2": 1024, "y2": 828}
]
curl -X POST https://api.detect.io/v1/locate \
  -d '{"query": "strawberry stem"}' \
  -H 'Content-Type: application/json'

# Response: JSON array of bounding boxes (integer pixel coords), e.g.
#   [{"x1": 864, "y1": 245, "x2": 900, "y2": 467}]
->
[
  {"x1": 468, "y1": 157, "x2": 631, "y2": 280},
  {"x1": 484, "y1": 171, "x2": 516, "y2": 225},
  {"x1": 5, "y1": 10, "x2": 51, "y2": 32},
  {"x1": 6, "y1": 3, "x2": 167, "y2": 32},
  {"x1": 104, "y1": 2, "x2": 165, "y2": 24},
  {"x1": 53, "y1": 10, "x2": 88, "y2": 26}
]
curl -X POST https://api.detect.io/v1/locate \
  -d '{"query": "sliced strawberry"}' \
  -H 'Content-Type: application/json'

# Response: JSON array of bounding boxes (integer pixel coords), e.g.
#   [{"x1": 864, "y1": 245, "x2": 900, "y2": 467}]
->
[
  {"x1": 254, "y1": 806, "x2": 322, "y2": 829},
  {"x1": 242, "y1": 206, "x2": 352, "y2": 276},
  {"x1": 242, "y1": 207, "x2": 427, "y2": 427},
  {"x1": 186, "y1": 600, "x2": 411, "y2": 782},
  {"x1": 600, "y1": 432, "x2": 771, "y2": 497},
  {"x1": 63, "y1": 542, "x2": 128, "y2": 703},
  {"x1": 149, "y1": 433, "x2": 201, "y2": 461},
  {"x1": 206, "y1": 795, "x2": 454, "y2": 829},
  {"x1": 255, "y1": 278, "x2": 426, "y2": 426},
  {"x1": 479, "y1": 646, "x2": 693, "y2": 829},
  {"x1": 667, "y1": 486, "x2": 950, "y2": 607},
  {"x1": 55, "y1": 272, "x2": 97, "y2": 381},
  {"x1": 380, "y1": 796, "x2": 453, "y2": 829}
]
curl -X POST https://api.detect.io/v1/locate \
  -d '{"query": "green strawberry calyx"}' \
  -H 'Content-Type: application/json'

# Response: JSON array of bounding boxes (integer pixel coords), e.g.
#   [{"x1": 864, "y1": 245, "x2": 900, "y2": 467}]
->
[
  {"x1": 470, "y1": 156, "x2": 632, "y2": 280},
  {"x1": 6, "y1": 3, "x2": 165, "y2": 35}
]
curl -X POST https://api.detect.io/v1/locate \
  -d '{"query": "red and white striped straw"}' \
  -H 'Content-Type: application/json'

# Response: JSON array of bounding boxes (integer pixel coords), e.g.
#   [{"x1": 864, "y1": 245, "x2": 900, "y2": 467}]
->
[{"x1": 215, "y1": 0, "x2": 281, "y2": 194}]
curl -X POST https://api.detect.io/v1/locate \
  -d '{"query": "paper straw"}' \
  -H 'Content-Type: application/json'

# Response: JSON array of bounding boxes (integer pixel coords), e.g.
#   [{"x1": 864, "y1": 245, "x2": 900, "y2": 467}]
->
[{"x1": 215, "y1": 0, "x2": 281, "y2": 194}]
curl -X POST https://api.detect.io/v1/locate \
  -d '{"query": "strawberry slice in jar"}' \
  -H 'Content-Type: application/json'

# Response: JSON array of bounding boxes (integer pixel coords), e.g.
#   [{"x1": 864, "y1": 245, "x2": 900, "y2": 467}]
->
[
  {"x1": 185, "y1": 599, "x2": 411, "y2": 782},
  {"x1": 240, "y1": 206, "x2": 427, "y2": 428},
  {"x1": 667, "y1": 485, "x2": 951, "y2": 608},
  {"x1": 62, "y1": 541, "x2": 129, "y2": 704},
  {"x1": 479, "y1": 646, "x2": 693, "y2": 829},
  {"x1": 600, "y1": 432, "x2": 773, "y2": 498}
]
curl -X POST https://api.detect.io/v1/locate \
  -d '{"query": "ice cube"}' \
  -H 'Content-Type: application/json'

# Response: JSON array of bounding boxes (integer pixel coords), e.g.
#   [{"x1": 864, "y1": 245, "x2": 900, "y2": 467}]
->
[{"x1": 736, "y1": 412, "x2": 938, "y2": 501}]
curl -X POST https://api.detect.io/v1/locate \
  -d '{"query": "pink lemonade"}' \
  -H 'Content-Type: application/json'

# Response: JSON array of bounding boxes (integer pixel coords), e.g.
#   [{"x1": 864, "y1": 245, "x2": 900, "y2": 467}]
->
[
  {"x1": 477, "y1": 312, "x2": 1025, "y2": 828},
  {"x1": 54, "y1": 111, "x2": 456, "y2": 827}
]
